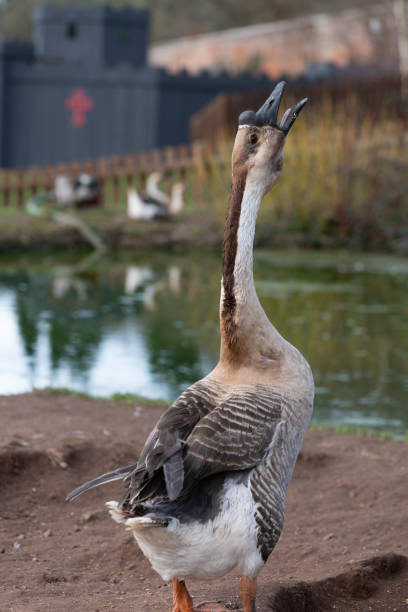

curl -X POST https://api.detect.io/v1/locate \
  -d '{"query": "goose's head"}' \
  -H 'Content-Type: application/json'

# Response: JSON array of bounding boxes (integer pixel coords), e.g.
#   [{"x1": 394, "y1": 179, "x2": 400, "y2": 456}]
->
[{"x1": 232, "y1": 82, "x2": 307, "y2": 195}]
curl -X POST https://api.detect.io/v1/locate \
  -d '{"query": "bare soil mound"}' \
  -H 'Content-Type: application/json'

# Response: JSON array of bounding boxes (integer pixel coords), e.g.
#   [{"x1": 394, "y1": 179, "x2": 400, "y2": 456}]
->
[
  {"x1": 266, "y1": 554, "x2": 407, "y2": 611},
  {"x1": 0, "y1": 390, "x2": 407, "y2": 611}
]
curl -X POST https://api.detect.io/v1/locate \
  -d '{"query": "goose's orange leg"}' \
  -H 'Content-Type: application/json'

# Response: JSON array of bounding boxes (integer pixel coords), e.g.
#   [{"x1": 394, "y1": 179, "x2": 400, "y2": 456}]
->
[
  {"x1": 240, "y1": 575, "x2": 257, "y2": 612},
  {"x1": 172, "y1": 578, "x2": 194, "y2": 612},
  {"x1": 172, "y1": 578, "x2": 228, "y2": 612}
]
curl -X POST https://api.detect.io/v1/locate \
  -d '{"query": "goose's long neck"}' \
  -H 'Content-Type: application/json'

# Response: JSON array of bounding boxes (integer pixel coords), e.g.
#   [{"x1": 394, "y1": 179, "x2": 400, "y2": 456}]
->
[
  {"x1": 221, "y1": 172, "x2": 261, "y2": 354},
  {"x1": 146, "y1": 175, "x2": 169, "y2": 207},
  {"x1": 220, "y1": 172, "x2": 283, "y2": 365},
  {"x1": 223, "y1": 173, "x2": 260, "y2": 297}
]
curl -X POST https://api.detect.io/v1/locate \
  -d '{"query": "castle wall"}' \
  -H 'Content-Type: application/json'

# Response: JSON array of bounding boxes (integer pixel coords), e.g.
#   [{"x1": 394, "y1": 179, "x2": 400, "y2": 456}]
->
[
  {"x1": 149, "y1": 5, "x2": 401, "y2": 78},
  {"x1": 0, "y1": 50, "x2": 270, "y2": 167},
  {"x1": 0, "y1": 6, "x2": 272, "y2": 168},
  {"x1": 3, "y1": 4, "x2": 399, "y2": 168},
  {"x1": 2, "y1": 63, "x2": 159, "y2": 167}
]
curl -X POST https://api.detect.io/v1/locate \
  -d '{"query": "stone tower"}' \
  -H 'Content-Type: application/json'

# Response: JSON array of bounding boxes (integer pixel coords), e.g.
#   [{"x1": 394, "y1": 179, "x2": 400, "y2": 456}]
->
[{"x1": 33, "y1": 4, "x2": 150, "y2": 69}]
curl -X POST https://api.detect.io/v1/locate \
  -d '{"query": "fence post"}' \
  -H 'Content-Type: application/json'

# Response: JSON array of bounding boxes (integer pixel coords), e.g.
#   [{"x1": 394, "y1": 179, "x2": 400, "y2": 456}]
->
[
  {"x1": 124, "y1": 155, "x2": 137, "y2": 190},
  {"x1": 3, "y1": 170, "x2": 10, "y2": 207},
  {"x1": 150, "y1": 148, "x2": 163, "y2": 170},
  {"x1": 137, "y1": 152, "x2": 150, "y2": 191},
  {"x1": 17, "y1": 168, "x2": 25, "y2": 207},
  {"x1": 111, "y1": 156, "x2": 121, "y2": 205},
  {"x1": 96, "y1": 157, "x2": 108, "y2": 205},
  {"x1": 192, "y1": 141, "x2": 207, "y2": 199},
  {"x1": 44, "y1": 166, "x2": 55, "y2": 192},
  {"x1": 29, "y1": 167, "x2": 39, "y2": 197}
]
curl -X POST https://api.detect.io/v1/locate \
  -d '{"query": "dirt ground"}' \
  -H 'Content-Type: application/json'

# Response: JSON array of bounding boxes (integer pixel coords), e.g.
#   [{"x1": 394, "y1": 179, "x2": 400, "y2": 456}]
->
[{"x1": 1, "y1": 390, "x2": 407, "y2": 611}]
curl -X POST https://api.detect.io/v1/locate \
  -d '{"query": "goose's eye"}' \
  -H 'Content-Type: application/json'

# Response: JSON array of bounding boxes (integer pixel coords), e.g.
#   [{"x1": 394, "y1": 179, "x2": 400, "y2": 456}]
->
[{"x1": 247, "y1": 132, "x2": 259, "y2": 146}]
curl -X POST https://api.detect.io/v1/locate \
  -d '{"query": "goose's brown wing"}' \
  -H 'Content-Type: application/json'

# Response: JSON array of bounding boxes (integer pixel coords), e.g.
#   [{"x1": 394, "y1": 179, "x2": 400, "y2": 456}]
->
[
  {"x1": 182, "y1": 385, "x2": 282, "y2": 489},
  {"x1": 68, "y1": 380, "x2": 282, "y2": 506},
  {"x1": 125, "y1": 378, "x2": 225, "y2": 503},
  {"x1": 128, "y1": 383, "x2": 282, "y2": 504},
  {"x1": 67, "y1": 378, "x2": 223, "y2": 503}
]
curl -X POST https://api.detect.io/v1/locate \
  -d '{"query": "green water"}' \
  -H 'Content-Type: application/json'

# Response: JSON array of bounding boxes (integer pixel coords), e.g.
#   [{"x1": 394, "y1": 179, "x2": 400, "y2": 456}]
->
[{"x1": 0, "y1": 248, "x2": 407, "y2": 436}]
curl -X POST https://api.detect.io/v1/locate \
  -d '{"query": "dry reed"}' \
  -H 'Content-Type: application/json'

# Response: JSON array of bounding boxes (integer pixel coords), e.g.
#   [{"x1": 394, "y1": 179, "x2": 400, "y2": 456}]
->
[{"x1": 198, "y1": 98, "x2": 407, "y2": 252}]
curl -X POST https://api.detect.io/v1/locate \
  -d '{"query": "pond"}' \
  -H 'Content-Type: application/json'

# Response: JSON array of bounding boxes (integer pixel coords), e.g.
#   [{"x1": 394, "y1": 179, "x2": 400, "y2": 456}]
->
[{"x1": 0, "y1": 248, "x2": 407, "y2": 437}]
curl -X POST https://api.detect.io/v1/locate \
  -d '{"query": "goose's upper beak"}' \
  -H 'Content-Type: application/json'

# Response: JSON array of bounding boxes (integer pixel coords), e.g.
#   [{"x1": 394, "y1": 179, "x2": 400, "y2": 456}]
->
[{"x1": 238, "y1": 81, "x2": 308, "y2": 133}]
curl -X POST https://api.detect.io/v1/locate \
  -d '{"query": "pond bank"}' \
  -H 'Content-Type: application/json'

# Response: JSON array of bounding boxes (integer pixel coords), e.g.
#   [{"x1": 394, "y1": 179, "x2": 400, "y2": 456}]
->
[
  {"x1": 1, "y1": 210, "x2": 408, "y2": 254},
  {"x1": 0, "y1": 212, "x2": 221, "y2": 252},
  {"x1": 1, "y1": 390, "x2": 407, "y2": 611}
]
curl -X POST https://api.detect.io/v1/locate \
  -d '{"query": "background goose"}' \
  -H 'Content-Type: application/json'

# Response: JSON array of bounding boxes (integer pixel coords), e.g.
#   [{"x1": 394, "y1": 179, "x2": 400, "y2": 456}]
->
[
  {"x1": 145, "y1": 171, "x2": 172, "y2": 206},
  {"x1": 27, "y1": 174, "x2": 101, "y2": 211},
  {"x1": 68, "y1": 82, "x2": 314, "y2": 612},
  {"x1": 127, "y1": 174, "x2": 184, "y2": 220},
  {"x1": 55, "y1": 173, "x2": 101, "y2": 208},
  {"x1": 127, "y1": 186, "x2": 169, "y2": 220},
  {"x1": 167, "y1": 182, "x2": 184, "y2": 215},
  {"x1": 72, "y1": 173, "x2": 101, "y2": 208}
]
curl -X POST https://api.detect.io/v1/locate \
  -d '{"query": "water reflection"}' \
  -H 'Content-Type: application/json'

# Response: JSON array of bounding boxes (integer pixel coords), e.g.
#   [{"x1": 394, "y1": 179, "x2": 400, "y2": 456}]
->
[
  {"x1": 124, "y1": 264, "x2": 181, "y2": 311},
  {"x1": 0, "y1": 249, "x2": 407, "y2": 436}
]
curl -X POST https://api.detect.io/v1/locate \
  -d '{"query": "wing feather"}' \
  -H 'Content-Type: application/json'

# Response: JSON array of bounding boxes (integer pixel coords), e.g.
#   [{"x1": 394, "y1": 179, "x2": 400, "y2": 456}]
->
[
  {"x1": 66, "y1": 461, "x2": 138, "y2": 501},
  {"x1": 183, "y1": 387, "x2": 282, "y2": 486},
  {"x1": 67, "y1": 380, "x2": 284, "y2": 508},
  {"x1": 125, "y1": 378, "x2": 223, "y2": 504}
]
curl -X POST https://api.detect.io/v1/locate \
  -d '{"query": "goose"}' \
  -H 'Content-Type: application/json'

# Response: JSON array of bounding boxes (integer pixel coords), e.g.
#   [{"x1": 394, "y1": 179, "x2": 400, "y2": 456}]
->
[
  {"x1": 146, "y1": 172, "x2": 185, "y2": 215},
  {"x1": 167, "y1": 182, "x2": 184, "y2": 215},
  {"x1": 27, "y1": 175, "x2": 100, "y2": 210},
  {"x1": 54, "y1": 175, "x2": 75, "y2": 207},
  {"x1": 54, "y1": 174, "x2": 101, "y2": 208},
  {"x1": 127, "y1": 186, "x2": 169, "y2": 220},
  {"x1": 127, "y1": 175, "x2": 185, "y2": 220},
  {"x1": 72, "y1": 173, "x2": 101, "y2": 208},
  {"x1": 67, "y1": 81, "x2": 314, "y2": 612},
  {"x1": 146, "y1": 171, "x2": 172, "y2": 206}
]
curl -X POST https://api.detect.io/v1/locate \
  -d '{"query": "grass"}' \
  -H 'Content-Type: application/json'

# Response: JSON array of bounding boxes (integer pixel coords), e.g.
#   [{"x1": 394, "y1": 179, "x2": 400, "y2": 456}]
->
[
  {"x1": 42, "y1": 386, "x2": 169, "y2": 408},
  {"x1": 41, "y1": 387, "x2": 406, "y2": 441},
  {"x1": 309, "y1": 421, "x2": 406, "y2": 442},
  {"x1": 110, "y1": 392, "x2": 169, "y2": 408}
]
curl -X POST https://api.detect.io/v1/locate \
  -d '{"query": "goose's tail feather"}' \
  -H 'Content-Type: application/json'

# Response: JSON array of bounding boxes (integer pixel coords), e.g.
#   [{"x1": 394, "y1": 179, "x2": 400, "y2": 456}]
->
[
  {"x1": 106, "y1": 501, "x2": 171, "y2": 528},
  {"x1": 66, "y1": 461, "x2": 138, "y2": 501}
]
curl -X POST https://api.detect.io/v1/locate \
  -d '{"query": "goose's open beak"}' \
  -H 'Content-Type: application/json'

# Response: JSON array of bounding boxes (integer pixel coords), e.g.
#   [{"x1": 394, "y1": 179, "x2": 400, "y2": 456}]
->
[{"x1": 238, "y1": 82, "x2": 308, "y2": 133}]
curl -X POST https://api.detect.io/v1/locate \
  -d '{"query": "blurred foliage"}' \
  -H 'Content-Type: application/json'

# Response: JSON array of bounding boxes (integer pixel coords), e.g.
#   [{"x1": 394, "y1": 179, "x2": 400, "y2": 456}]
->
[
  {"x1": 199, "y1": 100, "x2": 408, "y2": 253},
  {"x1": 0, "y1": 0, "x2": 379, "y2": 42},
  {"x1": 0, "y1": 98, "x2": 405, "y2": 255}
]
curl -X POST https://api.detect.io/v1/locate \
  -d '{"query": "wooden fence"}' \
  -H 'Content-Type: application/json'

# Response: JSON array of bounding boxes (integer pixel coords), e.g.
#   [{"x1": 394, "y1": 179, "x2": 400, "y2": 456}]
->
[{"x1": 0, "y1": 141, "x2": 227, "y2": 208}]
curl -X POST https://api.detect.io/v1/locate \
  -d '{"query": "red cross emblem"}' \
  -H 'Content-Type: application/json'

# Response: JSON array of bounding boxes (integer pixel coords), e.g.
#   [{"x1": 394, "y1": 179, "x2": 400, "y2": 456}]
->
[{"x1": 65, "y1": 88, "x2": 94, "y2": 128}]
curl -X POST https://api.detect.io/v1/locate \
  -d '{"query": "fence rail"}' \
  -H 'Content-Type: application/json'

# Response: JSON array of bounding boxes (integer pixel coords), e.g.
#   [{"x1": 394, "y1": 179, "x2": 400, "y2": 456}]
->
[{"x1": 0, "y1": 141, "x2": 227, "y2": 208}]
